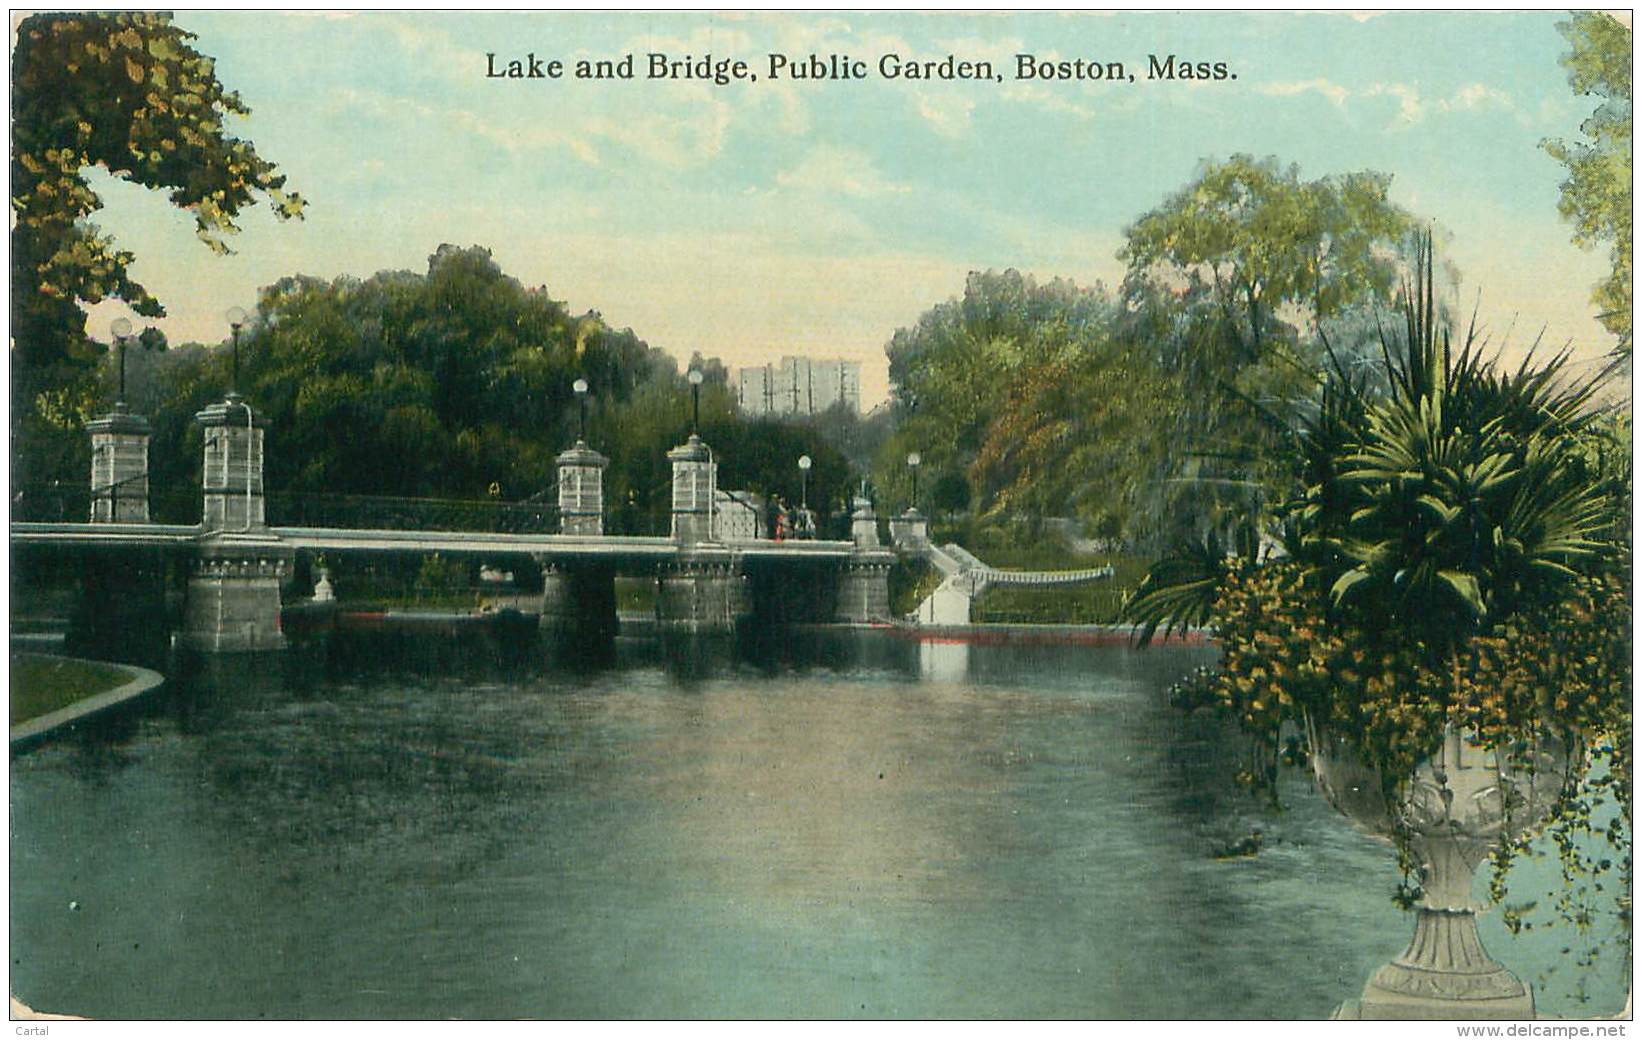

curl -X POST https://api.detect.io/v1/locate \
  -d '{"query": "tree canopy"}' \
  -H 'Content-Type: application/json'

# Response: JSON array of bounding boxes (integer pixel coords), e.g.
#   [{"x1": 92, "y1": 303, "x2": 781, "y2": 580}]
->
[
  {"x1": 11, "y1": 12, "x2": 303, "y2": 484},
  {"x1": 138, "y1": 244, "x2": 851, "y2": 536},
  {"x1": 1120, "y1": 154, "x2": 1414, "y2": 360},
  {"x1": 879, "y1": 269, "x2": 1119, "y2": 517},
  {"x1": 1116, "y1": 155, "x2": 1416, "y2": 544},
  {"x1": 1542, "y1": 12, "x2": 1633, "y2": 355},
  {"x1": 874, "y1": 159, "x2": 1419, "y2": 550}
]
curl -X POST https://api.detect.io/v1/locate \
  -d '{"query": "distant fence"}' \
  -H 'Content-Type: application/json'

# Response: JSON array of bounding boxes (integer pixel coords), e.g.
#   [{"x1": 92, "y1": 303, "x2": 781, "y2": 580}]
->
[
  {"x1": 11, "y1": 482, "x2": 196, "y2": 525},
  {"x1": 11, "y1": 484, "x2": 562, "y2": 534},
  {"x1": 266, "y1": 491, "x2": 558, "y2": 534}
]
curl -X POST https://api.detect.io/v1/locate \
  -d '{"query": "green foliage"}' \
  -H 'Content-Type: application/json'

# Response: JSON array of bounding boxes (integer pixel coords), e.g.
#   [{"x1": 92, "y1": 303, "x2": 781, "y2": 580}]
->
[
  {"x1": 1118, "y1": 155, "x2": 1417, "y2": 548},
  {"x1": 1542, "y1": 12, "x2": 1633, "y2": 354},
  {"x1": 1121, "y1": 154, "x2": 1414, "y2": 352},
  {"x1": 1125, "y1": 528, "x2": 1253, "y2": 645},
  {"x1": 1124, "y1": 236, "x2": 1631, "y2": 949},
  {"x1": 415, "y1": 553, "x2": 470, "y2": 594},
  {"x1": 887, "y1": 557, "x2": 941, "y2": 618},
  {"x1": 146, "y1": 245, "x2": 667, "y2": 513},
  {"x1": 1309, "y1": 243, "x2": 1615, "y2": 654},
  {"x1": 11, "y1": 12, "x2": 302, "y2": 485},
  {"x1": 134, "y1": 244, "x2": 856, "y2": 533},
  {"x1": 877, "y1": 268, "x2": 1176, "y2": 539}
]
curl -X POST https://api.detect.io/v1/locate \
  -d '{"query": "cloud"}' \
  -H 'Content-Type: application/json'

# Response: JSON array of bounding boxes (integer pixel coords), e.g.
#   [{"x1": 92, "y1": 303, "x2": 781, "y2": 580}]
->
[
  {"x1": 1255, "y1": 78, "x2": 1350, "y2": 107},
  {"x1": 999, "y1": 81, "x2": 1098, "y2": 120},
  {"x1": 1252, "y1": 77, "x2": 1527, "y2": 131},
  {"x1": 775, "y1": 146, "x2": 912, "y2": 198},
  {"x1": 583, "y1": 94, "x2": 733, "y2": 168},
  {"x1": 329, "y1": 87, "x2": 604, "y2": 165},
  {"x1": 914, "y1": 93, "x2": 978, "y2": 137},
  {"x1": 1444, "y1": 83, "x2": 1517, "y2": 114},
  {"x1": 1363, "y1": 81, "x2": 1426, "y2": 125},
  {"x1": 1363, "y1": 81, "x2": 1529, "y2": 129}
]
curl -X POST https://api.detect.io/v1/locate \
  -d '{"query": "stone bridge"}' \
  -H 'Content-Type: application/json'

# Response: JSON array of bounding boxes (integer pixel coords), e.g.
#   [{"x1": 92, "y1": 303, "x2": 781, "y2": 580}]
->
[{"x1": 12, "y1": 390, "x2": 898, "y2": 658}]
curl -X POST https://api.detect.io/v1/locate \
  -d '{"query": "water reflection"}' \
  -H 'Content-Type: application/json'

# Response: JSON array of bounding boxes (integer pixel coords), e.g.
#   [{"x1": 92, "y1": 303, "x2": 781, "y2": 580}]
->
[
  {"x1": 9, "y1": 631, "x2": 1628, "y2": 1020},
  {"x1": 914, "y1": 638, "x2": 967, "y2": 682}
]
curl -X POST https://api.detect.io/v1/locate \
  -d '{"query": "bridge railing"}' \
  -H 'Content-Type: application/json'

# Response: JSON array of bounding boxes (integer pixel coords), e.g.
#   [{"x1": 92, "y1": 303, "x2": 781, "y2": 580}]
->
[
  {"x1": 11, "y1": 482, "x2": 198, "y2": 524},
  {"x1": 265, "y1": 491, "x2": 559, "y2": 534}
]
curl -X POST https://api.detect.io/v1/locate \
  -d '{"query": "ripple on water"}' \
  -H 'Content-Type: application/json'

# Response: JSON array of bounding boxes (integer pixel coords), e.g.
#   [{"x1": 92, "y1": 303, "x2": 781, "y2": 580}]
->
[{"x1": 8, "y1": 637, "x2": 1626, "y2": 1019}]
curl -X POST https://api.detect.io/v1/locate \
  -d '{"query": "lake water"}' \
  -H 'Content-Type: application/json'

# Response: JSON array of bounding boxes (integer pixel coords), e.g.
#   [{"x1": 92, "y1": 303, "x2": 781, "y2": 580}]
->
[{"x1": 9, "y1": 631, "x2": 1628, "y2": 1019}]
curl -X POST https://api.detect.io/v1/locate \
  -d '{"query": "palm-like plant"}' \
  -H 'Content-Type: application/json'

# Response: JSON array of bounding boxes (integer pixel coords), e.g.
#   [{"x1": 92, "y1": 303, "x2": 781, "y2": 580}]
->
[
  {"x1": 1127, "y1": 233, "x2": 1620, "y2": 658},
  {"x1": 1316, "y1": 242, "x2": 1614, "y2": 654},
  {"x1": 1124, "y1": 234, "x2": 1631, "y2": 1015}
]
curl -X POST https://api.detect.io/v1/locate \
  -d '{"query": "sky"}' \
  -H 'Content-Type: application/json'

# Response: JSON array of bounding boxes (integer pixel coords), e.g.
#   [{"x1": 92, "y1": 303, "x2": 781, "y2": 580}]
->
[{"x1": 70, "y1": 10, "x2": 1623, "y2": 406}]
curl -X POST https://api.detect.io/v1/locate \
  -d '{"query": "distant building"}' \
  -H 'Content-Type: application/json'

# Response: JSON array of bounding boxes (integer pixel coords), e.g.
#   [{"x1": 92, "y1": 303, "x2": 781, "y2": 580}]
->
[{"x1": 737, "y1": 357, "x2": 861, "y2": 417}]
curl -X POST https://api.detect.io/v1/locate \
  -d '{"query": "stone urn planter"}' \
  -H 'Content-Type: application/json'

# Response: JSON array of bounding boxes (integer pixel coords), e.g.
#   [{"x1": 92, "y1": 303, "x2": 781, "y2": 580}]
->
[{"x1": 1307, "y1": 717, "x2": 1577, "y2": 1020}]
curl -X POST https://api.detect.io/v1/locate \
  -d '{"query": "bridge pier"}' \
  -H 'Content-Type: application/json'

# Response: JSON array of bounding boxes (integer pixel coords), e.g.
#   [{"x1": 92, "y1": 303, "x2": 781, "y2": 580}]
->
[
  {"x1": 557, "y1": 441, "x2": 608, "y2": 535},
  {"x1": 836, "y1": 491, "x2": 892, "y2": 622},
  {"x1": 538, "y1": 559, "x2": 618, "y2": 662},
  {"x1": 835, "y1": 555, "x2": 893, "y2": 622},
  {"x1": 179, "y1": 534, "x2": 294, "y2": 654},
  {"x1": 668, "y1": 434, "x2": 717, "y2": 543},
  {"x1": 655, "y1": 552, "x2": 748, "y2": 635},
  {"x1": 889, "y1": 507, "x2": 928, "y2": 549}
]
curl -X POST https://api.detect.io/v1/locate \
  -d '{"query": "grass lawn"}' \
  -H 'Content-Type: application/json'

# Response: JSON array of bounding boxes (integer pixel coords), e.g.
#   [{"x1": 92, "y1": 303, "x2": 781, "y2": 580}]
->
[
  {"x1": 971, "y1": 551, "x2": 1153, "y2": 624},
  {"x1": 11, "y1": 653, "x2": 132, "y2": 726}
]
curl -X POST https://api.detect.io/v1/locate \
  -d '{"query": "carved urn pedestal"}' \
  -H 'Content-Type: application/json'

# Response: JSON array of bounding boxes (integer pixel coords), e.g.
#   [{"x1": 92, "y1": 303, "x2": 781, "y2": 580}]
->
[{"x1": 1309, "y1": 720, "x2": 1574, "y2": 1020}]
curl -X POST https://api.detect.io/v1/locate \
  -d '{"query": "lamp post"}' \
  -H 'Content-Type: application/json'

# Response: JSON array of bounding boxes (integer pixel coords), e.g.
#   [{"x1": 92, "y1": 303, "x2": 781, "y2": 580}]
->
[
  {"x1": 110, "y1": 317, "x2": 133, "y2": 406},
  {"x1": 798, "y1": 454, "x2": 812, "y2": 510},
  {"x1": 687, "y1": 368, "x2": 704, "y2": 433},
  {"x1": 224, "y1": 305, "x2": 248, "y2": 395},
  {"x1": 573, "y1": 377, "x2": 589, "y2": 442},
  {"x1": 907, "y1": 451, "x2": 921, "y2": 511},
  {"x1": 221, "y1": 305, "x2": 255, "y2": 530}
]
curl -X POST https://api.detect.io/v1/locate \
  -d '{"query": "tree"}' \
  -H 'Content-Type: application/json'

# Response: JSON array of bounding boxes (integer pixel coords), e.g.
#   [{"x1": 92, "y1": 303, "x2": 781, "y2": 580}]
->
[
  {"x1": 140, "y1": 245, "x2": 667, "y2": 516},
  {"x1": 1117, "y1": 156, "x2": 1416, "y2": 545},
  {"x1": 879, "y1": 269, "x2": 1117, "y2": 513},
  {"x1": 969, "y1": 330, "x2": 1177, "y2": 540},
  {"x1": 11, "y1": 12, "x2": 303, "y2": 484},
  {"x1": 1542, "y1": 12, "x2": 1633, "y2": 355},
  {"x1": 139, "y1": 243, "x2": 859, "y2": 536},
  {"x1": 1120, "y1": 155, "x2": 1414, "y2": 359}
]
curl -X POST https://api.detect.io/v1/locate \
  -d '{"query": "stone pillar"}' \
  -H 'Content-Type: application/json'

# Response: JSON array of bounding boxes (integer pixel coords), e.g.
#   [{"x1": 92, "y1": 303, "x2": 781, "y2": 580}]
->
[
  {"x1": 889, "y1": 508, "x2": 929, "y2": 549},
  {"x1": 180, "y1": 535, "x2": 293, "y2": 653},
  {"x1": 835, "y1": 552, "x2": 893, "y2": 622},
  {"x1": 850, "y1": 491, "x2": 881, "y2": 548},
  {"x1": 557, "y1": 441, "x2": 609, "y2": 536},
  {"x1": 196, "y1": 395, "x2": 267, "y2": 531},
  {"x1": 668, "y1": 434, "x2": 717, "y2": 544},
  {"x1": 87, "y1": 406, "x2": 151, "y2": 522},
  {"x1": 655, "y1": 551, "x2": 747, "y2": 635}
]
